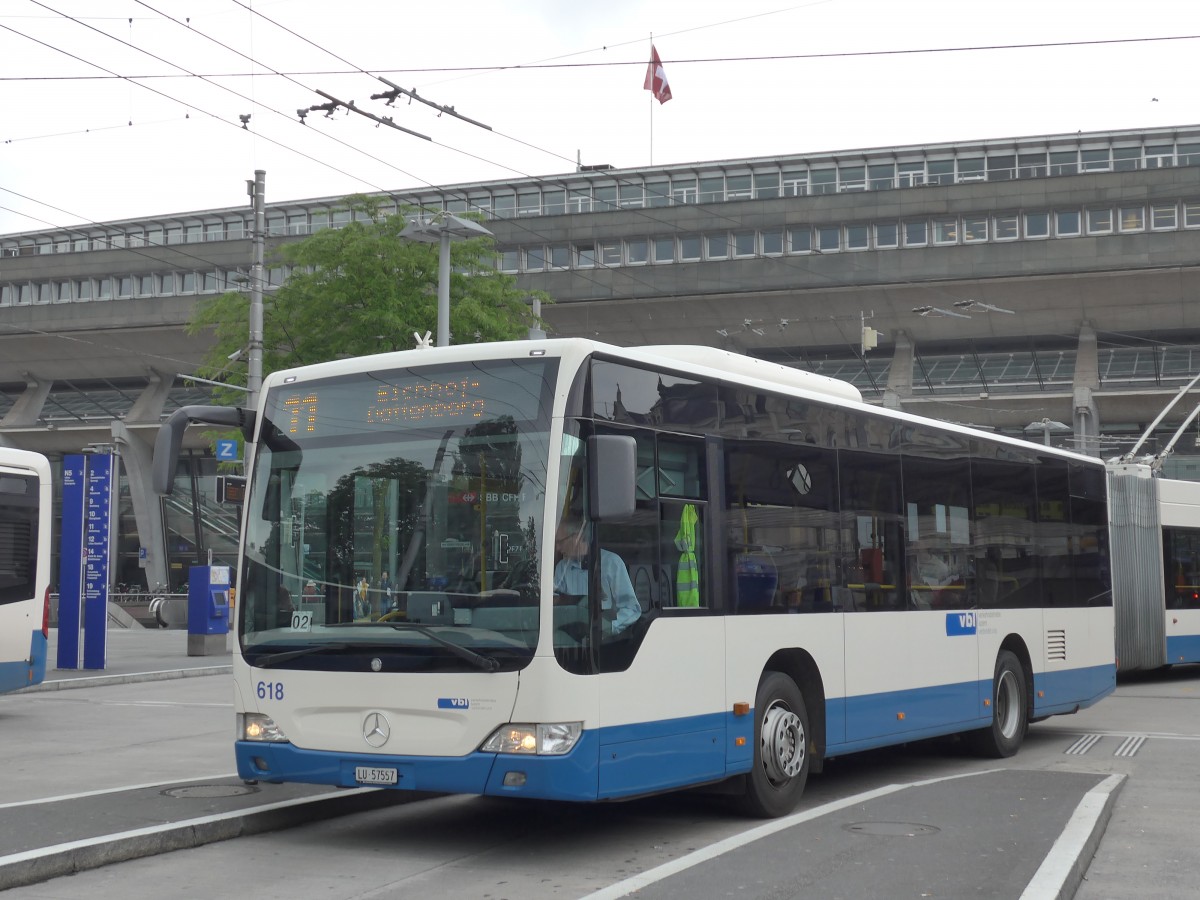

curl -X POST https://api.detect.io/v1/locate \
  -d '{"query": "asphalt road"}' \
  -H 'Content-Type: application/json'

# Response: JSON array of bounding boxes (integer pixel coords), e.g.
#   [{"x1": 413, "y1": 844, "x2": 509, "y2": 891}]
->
[{"x1": 2, "y1": 628, "x2": 1197, "y2": 898}]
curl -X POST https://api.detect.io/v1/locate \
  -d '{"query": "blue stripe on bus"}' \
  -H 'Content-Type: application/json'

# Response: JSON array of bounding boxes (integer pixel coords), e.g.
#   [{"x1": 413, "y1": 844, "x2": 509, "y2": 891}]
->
[
  {"x1": 597, "y1": 711, "x2": 737, "y2": 799},
  {"x1": 0, "y1": 630, "x2": 46, "y2": 695},
  {"x1": 1166, "y1": 634, "x2": 1200, "y2": 665},
  {"x1": 235, "y1": 663, "x2": 1116, "y2": 803},
  {"x1": 831, "y1": 679, "x2": 983, "y2": 753},
  {"x1": 1032, "y1": 663, "x2": 1115, "y2": 716}
]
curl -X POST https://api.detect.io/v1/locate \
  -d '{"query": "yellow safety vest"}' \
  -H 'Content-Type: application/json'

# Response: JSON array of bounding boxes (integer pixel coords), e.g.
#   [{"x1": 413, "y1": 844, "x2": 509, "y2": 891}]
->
[{"x1": 675, "y1": 504, "x2": 700, "y2": 607}]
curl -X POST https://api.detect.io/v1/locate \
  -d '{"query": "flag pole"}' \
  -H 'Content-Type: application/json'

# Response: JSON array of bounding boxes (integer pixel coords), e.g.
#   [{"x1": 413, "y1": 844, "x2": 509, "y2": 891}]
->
[{"x1": 649, "y1": 33, "x2": 654, "y2": 165}]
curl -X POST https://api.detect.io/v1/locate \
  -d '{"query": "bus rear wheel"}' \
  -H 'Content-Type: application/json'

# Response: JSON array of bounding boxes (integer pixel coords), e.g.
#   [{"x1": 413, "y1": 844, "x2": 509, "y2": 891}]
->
[
  {"x1": 737, "y1": 672, "x2": 810, "y2": 818},
  {"x1": 968, "y1": 650, "x2": 1028, "y2": 758}
]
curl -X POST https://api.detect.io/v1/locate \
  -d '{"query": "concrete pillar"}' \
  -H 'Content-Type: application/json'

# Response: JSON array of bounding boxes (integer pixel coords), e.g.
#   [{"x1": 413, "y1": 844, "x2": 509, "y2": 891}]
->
[
  {"x1": 883, "y1": 329, "x2": 914, "y2": 409},
  {"x1": 1073, "y1": 322, "x2": 1101, "y2": 457},
  {"x1": 125, "y1": 370, "x2": 173, "y2": 424},
  {"x1": 111, "y1": 420, "x2": 169, "y2": 591},
  {"x1": 1, "y1": 372, "x2": 51, "y2": 427}
]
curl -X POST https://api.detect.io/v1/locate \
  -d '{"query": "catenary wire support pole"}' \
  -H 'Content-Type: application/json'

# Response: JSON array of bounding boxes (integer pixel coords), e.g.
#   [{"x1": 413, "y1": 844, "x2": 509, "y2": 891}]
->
[
  {"x1": 247, "y1": 169, "x2": 265, "y2": 411},
  {"x1": 529, "y1": 294, "x2": 545, "y2": 340},
  {"x1": 437, "y1": 228, "x2": 452, "y2": 347}
]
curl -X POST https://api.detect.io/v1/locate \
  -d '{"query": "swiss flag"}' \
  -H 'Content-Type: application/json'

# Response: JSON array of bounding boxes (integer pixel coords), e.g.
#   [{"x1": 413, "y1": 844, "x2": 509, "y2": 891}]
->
[{"x1": 643, "y1": 44, "x2": 672, "y2": 104}]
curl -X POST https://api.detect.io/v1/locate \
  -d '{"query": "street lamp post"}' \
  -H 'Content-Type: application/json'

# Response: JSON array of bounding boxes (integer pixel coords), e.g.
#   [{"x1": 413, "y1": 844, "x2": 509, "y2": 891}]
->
[
  {"x1": 1024, "y1": 417, "x2": 1071, "y2": 446},
  {"x1": 399, "y1": 214, "x2": 494, "y2": 347}
]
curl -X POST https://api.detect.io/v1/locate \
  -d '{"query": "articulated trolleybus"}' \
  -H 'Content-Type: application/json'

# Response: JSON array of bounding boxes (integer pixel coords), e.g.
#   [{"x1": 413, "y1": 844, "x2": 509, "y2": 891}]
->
[
  {"x1": 0, "y1": 448, "x2": 52, "y2": 695},
  {"x1": 155, "y1": 339, "x2": 1117, "y2": 817}
]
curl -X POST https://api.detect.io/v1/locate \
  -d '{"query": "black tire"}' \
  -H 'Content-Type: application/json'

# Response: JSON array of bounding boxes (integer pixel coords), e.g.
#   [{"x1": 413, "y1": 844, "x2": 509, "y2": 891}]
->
[
  {"x1": 968, "y1": 650, "x2": 1028, "y2": 758},
  {"x1": 736, "y1": 671, "x2": 810, "y2": 818}
]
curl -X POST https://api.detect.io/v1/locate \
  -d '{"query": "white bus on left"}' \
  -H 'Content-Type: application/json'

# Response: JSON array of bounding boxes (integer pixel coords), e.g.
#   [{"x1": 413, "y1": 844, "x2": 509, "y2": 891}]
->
[{"x1": 0, "y1": 448, "x2": 52, "y2": 695}]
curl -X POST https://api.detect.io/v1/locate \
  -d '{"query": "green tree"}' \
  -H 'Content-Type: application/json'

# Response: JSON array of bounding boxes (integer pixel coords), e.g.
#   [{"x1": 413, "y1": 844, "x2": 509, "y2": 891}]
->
[{"x1": 190, "y1": 195, "x2": 547, "y2": 393}]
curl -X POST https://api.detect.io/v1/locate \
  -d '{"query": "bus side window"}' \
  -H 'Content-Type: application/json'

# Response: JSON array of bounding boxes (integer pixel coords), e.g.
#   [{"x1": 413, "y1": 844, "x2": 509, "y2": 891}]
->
[{"x1": 599, "y1": 510, "x2": 661, "y2": 613}]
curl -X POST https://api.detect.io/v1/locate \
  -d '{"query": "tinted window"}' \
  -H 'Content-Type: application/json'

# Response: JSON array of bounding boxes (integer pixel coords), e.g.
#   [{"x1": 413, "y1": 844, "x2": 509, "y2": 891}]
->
[
  {"x1": 725, "y1": 442, "x2": 839, "y2": 614},
  {"x1": 590, "y1": 361, "x2": 719, "y2": 432},
  {"x1": 0, "y1": 474, "x2": 38, "y2": 605}
]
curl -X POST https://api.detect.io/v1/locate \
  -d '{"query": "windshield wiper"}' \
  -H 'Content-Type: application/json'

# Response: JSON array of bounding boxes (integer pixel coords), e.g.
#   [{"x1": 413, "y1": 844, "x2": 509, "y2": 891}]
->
[
  {"x1": 254, "y1": 642, "x2": 353, "y2": 668},
  {"x1": 386, "y1": 623, "x2": 500, "y2": 673}
]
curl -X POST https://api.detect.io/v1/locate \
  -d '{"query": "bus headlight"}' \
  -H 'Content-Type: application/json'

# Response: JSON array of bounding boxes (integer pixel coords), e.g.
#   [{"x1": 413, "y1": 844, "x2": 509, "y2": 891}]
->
[
  {"x1": 481, "y1": 722, "x2": 582, "y2": 755},
  {"x1": 239, "y1": 713, "x2": 290, "y2": 743}
]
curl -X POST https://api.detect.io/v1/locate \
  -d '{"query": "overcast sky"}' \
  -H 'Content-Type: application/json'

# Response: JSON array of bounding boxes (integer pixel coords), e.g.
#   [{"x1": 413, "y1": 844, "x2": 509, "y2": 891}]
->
[{"x1": 1, "y1": 0, "x2": 1197, "y2": 236}]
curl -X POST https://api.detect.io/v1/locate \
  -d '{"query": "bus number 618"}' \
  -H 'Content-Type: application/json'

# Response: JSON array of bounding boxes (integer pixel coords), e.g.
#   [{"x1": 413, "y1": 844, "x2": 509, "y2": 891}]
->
[{"x1": 257, "y1": 681, "x2": 285, "y2": 701}]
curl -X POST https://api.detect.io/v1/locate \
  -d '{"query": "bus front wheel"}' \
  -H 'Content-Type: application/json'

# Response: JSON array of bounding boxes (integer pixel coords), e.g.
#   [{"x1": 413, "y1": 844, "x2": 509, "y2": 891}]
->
[
  {"x1": 968, "y1": 650, "x2": 1028, "y2": 758},
  {"x1": 737, "y1": 671, "x2": 810, "y2": 818}
]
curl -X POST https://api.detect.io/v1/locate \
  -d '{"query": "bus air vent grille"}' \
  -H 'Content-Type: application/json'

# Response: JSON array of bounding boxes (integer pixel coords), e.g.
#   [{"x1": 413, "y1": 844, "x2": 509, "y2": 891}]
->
[{"x1": 1046, "y1": 629, "x2": 1067, "y2": 661}]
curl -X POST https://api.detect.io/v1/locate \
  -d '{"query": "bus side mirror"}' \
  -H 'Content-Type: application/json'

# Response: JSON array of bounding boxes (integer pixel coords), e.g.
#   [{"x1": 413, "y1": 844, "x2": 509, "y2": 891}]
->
[
  {"x1": 152, "y1": 405, "x2": 257, "y2": 495},
  {"x1": 588, "y1": 435, "x2": 636, "y2": 522}
]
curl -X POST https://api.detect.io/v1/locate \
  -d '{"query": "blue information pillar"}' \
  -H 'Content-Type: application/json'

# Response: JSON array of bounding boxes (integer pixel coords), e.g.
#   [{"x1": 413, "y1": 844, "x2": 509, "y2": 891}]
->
[
  {"x1": 56, "y1": 454, "x2": 114, "y2": 670},
  {"x1": 83, "y1": 455, "x2": 114, "y2": 669},
  {"x1": 56, "y1": 456, "x2": 86, "y2": 670}
]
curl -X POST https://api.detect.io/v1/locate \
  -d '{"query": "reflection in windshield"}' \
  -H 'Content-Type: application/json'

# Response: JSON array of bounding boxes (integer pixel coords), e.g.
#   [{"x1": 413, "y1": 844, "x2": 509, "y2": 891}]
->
[{"x1": 239, "y1": 360, "x2": 555, "y2": 668}]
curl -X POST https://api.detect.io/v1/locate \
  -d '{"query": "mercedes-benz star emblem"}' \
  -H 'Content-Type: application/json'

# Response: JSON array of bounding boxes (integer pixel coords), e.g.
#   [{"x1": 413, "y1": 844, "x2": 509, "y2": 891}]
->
[{"x1": 363, "y1": 712, "x2": 391, "y2": 748}]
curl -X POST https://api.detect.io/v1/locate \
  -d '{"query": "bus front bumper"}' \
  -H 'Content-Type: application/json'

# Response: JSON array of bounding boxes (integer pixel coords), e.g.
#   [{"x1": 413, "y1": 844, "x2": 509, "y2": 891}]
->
[{"x1": 235, "y1": 729, "x2": 602, "y2": 802}]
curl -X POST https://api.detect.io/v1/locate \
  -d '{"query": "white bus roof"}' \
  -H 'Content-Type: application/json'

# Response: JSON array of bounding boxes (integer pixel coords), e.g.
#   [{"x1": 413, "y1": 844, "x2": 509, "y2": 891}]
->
[
  {"x1": 262, "y1": 338, "x2": 861, "y2": 404},
  {"x1": 637, "y1": 345, "x2": 862, "y2": 403}
]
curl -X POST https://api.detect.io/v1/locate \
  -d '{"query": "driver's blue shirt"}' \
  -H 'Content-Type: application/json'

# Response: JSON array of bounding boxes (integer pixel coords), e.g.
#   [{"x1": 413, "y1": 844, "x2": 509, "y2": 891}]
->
[{"x1": 553, "y1": 550, "x2": 642, "y2": 634}]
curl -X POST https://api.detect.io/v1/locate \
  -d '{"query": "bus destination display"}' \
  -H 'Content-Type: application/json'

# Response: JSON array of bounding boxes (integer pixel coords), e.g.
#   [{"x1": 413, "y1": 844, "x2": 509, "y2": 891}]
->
[{"x1": 267, "y1": 361, "x2": 552, "y2": 437}]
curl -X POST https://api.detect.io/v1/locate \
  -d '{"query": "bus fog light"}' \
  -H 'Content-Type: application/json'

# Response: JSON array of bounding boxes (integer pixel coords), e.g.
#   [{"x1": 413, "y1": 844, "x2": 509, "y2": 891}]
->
[
  {"x1": 503, "y1": 771, "x2": 527, "y2": 786},
  {"x1": 239, "y1": 713, "x2": 289, "y2": 743},
  {"x1": 481, "y1": 722, "x2": 582, "y2": 755}
]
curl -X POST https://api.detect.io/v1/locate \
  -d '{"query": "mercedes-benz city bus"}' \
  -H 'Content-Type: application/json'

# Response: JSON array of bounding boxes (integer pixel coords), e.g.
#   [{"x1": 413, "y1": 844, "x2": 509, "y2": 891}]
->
[
  {"x1": 155, "y1": 339, "x2": 1119, "y2": 816},
  {"x1": 0, "y1": 448, "x2": 52, "y2": 695}
]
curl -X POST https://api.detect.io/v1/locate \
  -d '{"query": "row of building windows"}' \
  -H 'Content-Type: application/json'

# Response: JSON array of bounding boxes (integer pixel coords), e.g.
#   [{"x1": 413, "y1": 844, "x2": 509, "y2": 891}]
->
[
  {"x1": 4, "y1": 133, "x2": 1200, "y2": 256},
  {"x1": 441, "y1": 140, "x2": 1200, "y2": 217},
  {"x1": 0, "y1": 209, "x2": 372, "y2": 256},
  {"x1": 0, "y1": 267, "x2": 291, "y2": 307},
  {"x1": 500, "y1": 200, "x2": 1200, "y2": 271},
  {"x1": 4, "y1": 198, "x2": 1198, "y2": 303}
]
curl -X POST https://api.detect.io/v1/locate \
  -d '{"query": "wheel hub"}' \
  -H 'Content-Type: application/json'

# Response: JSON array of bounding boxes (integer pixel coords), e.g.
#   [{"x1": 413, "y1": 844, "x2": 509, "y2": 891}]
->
[
  {"x1": 996, "y1": 668, "x2": 1019, "y2": 737},
  {"x1": 761, "y1": 701, "x2": 805, "y2": 783}
]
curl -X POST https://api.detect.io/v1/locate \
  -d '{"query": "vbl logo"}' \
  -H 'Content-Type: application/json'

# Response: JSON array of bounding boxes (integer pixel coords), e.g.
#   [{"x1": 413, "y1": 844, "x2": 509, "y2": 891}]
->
[
  {"x1": 437, "y1": 697, "x2": 470, "y2": 709},
  {"x1": 945, "y1": 611, "x2": 978, "y2": 636}
]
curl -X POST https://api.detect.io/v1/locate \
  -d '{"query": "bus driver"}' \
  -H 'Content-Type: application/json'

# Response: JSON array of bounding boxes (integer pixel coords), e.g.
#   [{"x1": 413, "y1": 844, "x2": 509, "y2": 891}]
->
[{"x1": 553, "y1": 515, "x2": 641, "y2": 635}]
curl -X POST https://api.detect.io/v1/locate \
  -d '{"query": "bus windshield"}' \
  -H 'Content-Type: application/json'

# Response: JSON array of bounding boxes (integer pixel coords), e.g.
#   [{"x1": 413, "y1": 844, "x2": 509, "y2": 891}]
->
[{"x1": 239, "y1": 357, "x2": 558, "y2": 671}]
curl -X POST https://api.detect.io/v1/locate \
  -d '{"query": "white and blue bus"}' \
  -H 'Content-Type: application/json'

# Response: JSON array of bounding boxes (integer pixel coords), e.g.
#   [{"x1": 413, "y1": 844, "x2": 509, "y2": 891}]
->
[
  {"x1": 155, "y1": 339, "x2": 1118, "y2": 816},
  {"x1": 0, "y1": 448, "x2": 52, "y2": 695}
]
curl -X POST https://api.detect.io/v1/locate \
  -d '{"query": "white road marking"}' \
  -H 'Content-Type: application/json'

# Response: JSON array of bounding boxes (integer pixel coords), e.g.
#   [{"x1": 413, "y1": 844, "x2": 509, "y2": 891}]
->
[
  {"x1": 580, "y1": 768, "x2": 1004, "y2": 900},
  {"x1": 0, "y1": 774, "x2": 237, "y2": 809}
]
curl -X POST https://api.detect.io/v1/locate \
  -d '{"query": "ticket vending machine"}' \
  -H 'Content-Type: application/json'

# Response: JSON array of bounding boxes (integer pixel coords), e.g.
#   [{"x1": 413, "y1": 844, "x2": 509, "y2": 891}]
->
[{"x1": 188, "y1": 565, "x2": 230, "y2": 656}]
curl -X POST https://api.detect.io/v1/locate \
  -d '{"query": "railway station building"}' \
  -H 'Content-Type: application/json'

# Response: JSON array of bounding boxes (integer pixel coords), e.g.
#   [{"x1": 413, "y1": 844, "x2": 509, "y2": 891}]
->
[{"x1": 3, "y1": 123, "x2": 1199, "y2": 590}]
